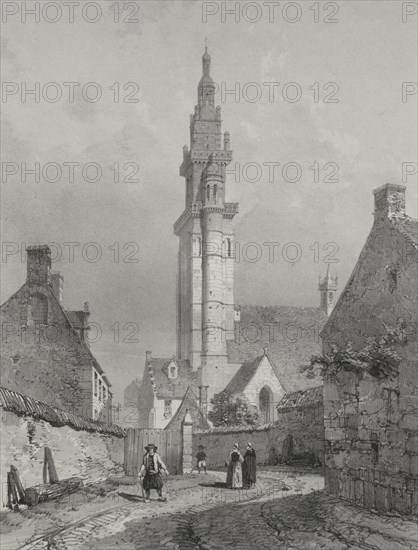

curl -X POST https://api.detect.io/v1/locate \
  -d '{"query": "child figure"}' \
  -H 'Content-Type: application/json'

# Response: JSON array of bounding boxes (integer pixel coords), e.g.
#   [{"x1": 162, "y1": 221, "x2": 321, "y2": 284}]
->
[{"x1": 196, "y1": 445, "x2": 207, "y2": 474}]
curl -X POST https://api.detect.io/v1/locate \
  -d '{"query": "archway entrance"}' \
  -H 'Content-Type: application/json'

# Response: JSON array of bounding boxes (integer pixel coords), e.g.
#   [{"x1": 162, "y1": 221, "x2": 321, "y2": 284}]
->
[{"x1": 259, "y1": 386, "x2": 274, "y2": 424}]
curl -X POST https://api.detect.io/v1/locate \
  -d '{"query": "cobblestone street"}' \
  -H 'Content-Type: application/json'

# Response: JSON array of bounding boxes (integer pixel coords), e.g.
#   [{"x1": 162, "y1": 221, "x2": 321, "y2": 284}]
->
[{"x1": 2, "y1": 469, "x2": 417, "y2": 550}]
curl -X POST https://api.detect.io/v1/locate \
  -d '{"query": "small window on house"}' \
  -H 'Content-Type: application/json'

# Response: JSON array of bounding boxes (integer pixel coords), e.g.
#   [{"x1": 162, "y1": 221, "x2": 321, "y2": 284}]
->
[
  {"x1": 164, "y1": 400, "x2": 172, "y2": 417},
  {"x1": 168, "y1": 363, "x2": 177, "y2": 379},
  {"x1": 389, "y1": 268, "x2": 398, "y2": 293},
  {"x1": 31, "y1": 294, "x2": 48, "y2": 324},
  {"x1": 94, "y1": 372, "x2": 98, "y2": 397}
]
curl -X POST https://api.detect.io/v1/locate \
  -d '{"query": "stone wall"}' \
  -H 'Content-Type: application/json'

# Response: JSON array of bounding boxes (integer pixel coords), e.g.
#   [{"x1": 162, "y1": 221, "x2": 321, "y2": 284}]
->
[
  {"x1": 193, "y1": 400, "x2": 324, "y2": 468},
  {"x1": 1, "y1": 283, "x2": 102, "y2": 419},
  {"x1": 321, "y1": 192, "x2": 418, "y2": 516},
  {"x1": 0, "y1": 409, "x2": 124, "y2": 508}
]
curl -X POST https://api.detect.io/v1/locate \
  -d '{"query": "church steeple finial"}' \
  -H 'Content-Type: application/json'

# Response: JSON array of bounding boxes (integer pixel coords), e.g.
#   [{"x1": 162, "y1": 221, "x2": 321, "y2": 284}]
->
[{"x1": 202, "y1": 39, "x2": 211, "y2": 76}]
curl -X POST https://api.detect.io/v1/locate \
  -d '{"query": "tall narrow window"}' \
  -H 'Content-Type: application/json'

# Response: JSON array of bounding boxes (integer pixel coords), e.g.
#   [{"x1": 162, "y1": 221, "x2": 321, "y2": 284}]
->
[
  {"x1": 206, "y1": 184, "x2": 210, "y2": 201},
  {"x1": 94, "y1": 372, "x2": 98, "y2": 397},
  {"x1": 226, "y1": 238, "x2": 232, "y2": 258},
  {"x1": 30, "y1": 294, "x2": 48, "y2": 324},
  {"x1": 196, "y1": 236, "x2": 202, "y2": 257},
  {"x1": 370, "y1": 433, "x2": 379, "y2": 464},
  {"x1": 98, "y1": 379, "x2": 102, "y2": 401},
  {"x1": 388, "y1": 268, "x2": 398, "y2": 293},
  {"x1": 213, "y1": 184, "x2": 218, "y2": 204}
]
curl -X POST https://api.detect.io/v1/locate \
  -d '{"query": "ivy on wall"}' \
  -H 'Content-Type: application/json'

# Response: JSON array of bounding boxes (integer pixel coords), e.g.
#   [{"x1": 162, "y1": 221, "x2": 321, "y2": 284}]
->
[{"x1": 300, "y1": 322, "x2": 408, "y2": 381}]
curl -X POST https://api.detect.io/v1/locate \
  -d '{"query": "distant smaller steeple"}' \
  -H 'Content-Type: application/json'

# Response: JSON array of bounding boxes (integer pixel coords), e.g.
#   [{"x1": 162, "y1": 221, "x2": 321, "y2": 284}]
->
[{"x1": 318, "y1": 265, "x2": 338, "y2": 316}]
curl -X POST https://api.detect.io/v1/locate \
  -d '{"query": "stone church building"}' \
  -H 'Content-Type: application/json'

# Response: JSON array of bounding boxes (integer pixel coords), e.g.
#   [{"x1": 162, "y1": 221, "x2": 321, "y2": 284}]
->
[{"x1": 134, "y1": 48, "x2": 337, "y2": 429}]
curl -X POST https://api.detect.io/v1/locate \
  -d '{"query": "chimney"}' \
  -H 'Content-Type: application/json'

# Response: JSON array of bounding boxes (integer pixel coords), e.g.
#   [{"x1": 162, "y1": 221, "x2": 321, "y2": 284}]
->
[
  {"x1": 373, "y1": 183, "x2": 406, "y2": 222},
  {"x1": 51, "y1": 271, "x2": 64, "y2": 304},
  {"x1": 26, "y1": 245, "x2": 51, "y2": 285}
]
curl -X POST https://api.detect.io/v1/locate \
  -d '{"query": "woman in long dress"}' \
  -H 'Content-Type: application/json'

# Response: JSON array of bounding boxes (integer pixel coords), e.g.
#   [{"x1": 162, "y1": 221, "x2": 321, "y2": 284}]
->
[
  {"x1": 243, "y1": 442, "x2": 257, "y2": 488},
  {"x1": 226, "y1": 443, "x2": 244, "y2": 489}
]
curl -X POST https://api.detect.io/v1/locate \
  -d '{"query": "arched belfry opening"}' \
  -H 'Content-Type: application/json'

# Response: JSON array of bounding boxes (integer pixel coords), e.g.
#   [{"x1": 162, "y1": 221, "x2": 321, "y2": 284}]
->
[{"x1": 259, "y1": 386, "x2": 274, "y2": 424}]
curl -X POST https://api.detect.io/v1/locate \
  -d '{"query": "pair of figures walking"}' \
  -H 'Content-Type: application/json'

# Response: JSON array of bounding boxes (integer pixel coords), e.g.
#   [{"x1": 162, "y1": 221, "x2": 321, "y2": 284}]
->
[
  {"x1": 139, "y1": 443, "x2": 169, "y2": 502},
  {"x1": 226, "y1": 442, "x2": 256, "y2": 489}
]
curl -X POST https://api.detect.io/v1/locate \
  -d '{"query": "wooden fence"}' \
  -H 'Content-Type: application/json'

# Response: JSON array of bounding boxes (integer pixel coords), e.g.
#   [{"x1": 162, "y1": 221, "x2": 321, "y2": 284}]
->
[{"x1": 124, "y1": 428, "x2": 183, "y2": 476}]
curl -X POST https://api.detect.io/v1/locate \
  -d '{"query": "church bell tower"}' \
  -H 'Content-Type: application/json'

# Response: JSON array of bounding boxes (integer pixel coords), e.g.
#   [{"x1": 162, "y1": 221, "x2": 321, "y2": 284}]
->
[
  {"x1": 319, "y1": 265, "x2": 338, "y2": 316},
  {"x1": 174, "y1": 47, "x2": 238, "y2": 406}
]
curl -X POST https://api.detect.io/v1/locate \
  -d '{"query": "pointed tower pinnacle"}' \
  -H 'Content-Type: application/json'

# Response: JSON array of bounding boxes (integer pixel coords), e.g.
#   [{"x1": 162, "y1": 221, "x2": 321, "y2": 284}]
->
[{"x1": 319, "y1": 265, "x2": 338, "y2": 316}]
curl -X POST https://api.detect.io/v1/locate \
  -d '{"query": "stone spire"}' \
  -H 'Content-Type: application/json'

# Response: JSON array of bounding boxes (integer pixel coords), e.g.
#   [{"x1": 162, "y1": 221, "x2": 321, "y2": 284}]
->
[
  {"x1": 198, "y1": 45, "x2": 215, "y2": 109},
  {"x1": 319, "y1": 265, "x2": 338, "y2": 316}
]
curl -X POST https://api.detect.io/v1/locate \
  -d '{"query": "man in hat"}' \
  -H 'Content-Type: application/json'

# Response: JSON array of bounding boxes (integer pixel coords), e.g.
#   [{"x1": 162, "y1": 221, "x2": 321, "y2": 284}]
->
[
  {"x1": 139, "y1": 444, "x2": 169, "y2": 502},
  {"x1": 243, "y1": 442, "x2": 257, "y2": 488},
  {"x1": 195, "y1": 445, "x2": 207, "y2": 474}
]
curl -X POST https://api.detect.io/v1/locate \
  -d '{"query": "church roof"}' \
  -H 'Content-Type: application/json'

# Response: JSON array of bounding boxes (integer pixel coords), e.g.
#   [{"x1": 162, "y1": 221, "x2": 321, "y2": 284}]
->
[
  {"x1": 147, "y1": 358, "x2": 198, "y2": 399},
  {"x1": 224, "y1": 355, "x2": 265, "y2": 394},
  {"x1": 276, "y1": 385, "x2": 323, "y2": 411},
  {"x1": 227, "y1": 305, "x2": 327, "y2": 393}
]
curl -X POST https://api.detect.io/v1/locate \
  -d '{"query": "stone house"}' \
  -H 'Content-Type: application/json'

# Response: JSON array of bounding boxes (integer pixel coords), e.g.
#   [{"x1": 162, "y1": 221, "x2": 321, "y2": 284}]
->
[
  {"x1": 0, "y1": 245, "x2": 113, "y2": 423},
  {"x1": 321, "y1": 184, "x2": 418, "y2": 515}
]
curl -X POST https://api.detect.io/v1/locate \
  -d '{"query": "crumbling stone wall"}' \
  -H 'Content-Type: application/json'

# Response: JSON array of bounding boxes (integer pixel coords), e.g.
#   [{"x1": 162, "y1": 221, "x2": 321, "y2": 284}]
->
[
  {"x1": 193, "y1": 400, "x2": 324, "y2": 468},
  {"x1": 1, "y1": 284, "x2": 98, "y2": 417},
  {"x1": 0, "y1": 409, "x2": 124, "y2": 508}
]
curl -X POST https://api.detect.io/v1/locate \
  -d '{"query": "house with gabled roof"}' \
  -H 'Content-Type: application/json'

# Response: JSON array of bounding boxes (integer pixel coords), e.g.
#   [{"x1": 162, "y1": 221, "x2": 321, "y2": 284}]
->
[
  {"x1": 0, "y1": 245, "x2": 113, "y2": 424},
  {"x1": 321, "y1": 184, "x2": 418, "y2": 515}
]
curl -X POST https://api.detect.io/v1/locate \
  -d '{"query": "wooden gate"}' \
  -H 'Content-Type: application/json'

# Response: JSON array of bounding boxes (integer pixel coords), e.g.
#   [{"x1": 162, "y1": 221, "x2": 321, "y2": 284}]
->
[{"x1": 124, "y1": 428, "x2": 182, "y2": 476}]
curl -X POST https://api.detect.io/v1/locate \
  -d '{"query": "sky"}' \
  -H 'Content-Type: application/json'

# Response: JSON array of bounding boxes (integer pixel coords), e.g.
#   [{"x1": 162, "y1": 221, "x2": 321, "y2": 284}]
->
[{"x1": 1, "y1": 0, "x2": 417, "y2": 406}]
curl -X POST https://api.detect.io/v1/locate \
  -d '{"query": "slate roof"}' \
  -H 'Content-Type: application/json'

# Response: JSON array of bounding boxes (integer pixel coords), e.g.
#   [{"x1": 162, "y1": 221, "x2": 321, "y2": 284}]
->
[
  {"x1": 224, "y1": 355, "x2": 265, "y2": 394},
  {"x1": 391, "y1": 216, "x2": 418, "y2": 249},
  {"x1": 276, "y1": 386, "x2": 323, "y2": 411},
  {"x1": 227, "y1": 305, "x2": 327, "y2": 392},
  {"x1": 147, "y1": 358, "x2": 198, "y2": 399}
]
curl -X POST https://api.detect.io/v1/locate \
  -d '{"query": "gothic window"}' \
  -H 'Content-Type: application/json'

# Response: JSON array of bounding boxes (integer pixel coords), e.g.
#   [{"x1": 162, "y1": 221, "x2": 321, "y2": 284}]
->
[
  {"x1": 226, "y1": 238, "x2": 232, "y2": 258},
  {"x1": 164, "y1": 400, "x2": 172, "y2": 417},
  {"x1": 206, "y1": 184, "x2": 210, "y2": 201},
  {"x1": 213, "y1": 184, "x2": 218, "y2": 204},
  {"x1": 196, "y1": 236, "x2": 202, "y2": 257},
  {"x1": 98, "y1": 379, "x2": 102, "y2": 401},
  {"x1": 94, "y1": 372, "x2": 98, "y2": 396},
  {"x1": 30, "y1": 293, "x2": 48, "y2": 324},
  {"x1": 259, "y1": 386, "x2": 273, "y2": 424}
]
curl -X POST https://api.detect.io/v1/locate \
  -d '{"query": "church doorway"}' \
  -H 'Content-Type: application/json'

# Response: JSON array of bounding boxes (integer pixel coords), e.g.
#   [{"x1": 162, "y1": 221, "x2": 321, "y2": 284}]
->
[{"x1": 259, "y1": 386, "x2": 274, "y2": 424}]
